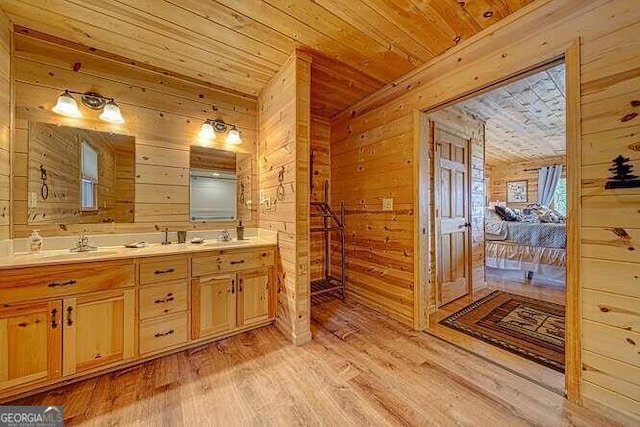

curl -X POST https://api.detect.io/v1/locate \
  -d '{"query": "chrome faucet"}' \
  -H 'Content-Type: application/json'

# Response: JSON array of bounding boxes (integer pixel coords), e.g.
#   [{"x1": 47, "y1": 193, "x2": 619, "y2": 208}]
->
[
  {"x1": 220, "y1": 230, "x2": 231, "y2": 242},
  {"x1": 70, "y1": 230, "x2": 97, "y2": 252},
  {"x1": 161, "y1": 227, "x2": 172, "y2": 245}
]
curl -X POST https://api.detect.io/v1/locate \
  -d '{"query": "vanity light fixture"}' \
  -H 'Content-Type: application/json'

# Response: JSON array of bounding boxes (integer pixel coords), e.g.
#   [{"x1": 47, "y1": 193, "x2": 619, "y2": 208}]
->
[
  {"x1": 52, "y1": 90, "x2": 125, "y2": 123},
  {"x1": 52, "y1": 90, "x2": 83, "y2": 118},
  {"x1": 98, "y1": 99, "x2": 125, "y2": 124},
  {"x1": 197, "y1": 118, "x2": 242, "y2": 145},
  {"x1": 198, "y1": 119, "x2": 216, "y2": 140},
  {"x1": 226, "y1": 125, "x2": 241, "y2": 145}
]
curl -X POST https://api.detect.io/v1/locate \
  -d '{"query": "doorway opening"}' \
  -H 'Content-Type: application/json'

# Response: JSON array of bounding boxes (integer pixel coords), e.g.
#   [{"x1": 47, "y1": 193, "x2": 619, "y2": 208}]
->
[{"x1": 424, "y1": 62, "x2": 569, "y2": 393}]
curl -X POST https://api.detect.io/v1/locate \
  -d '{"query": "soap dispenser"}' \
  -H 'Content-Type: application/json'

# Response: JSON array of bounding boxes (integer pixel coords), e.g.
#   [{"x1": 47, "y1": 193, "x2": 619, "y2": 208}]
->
[
  {"x1": 30, "y1": 229, "x2": 43, "y2": 252},
  {"x1": 236, "y1": 220, "x2": 245, "y2": 240}
]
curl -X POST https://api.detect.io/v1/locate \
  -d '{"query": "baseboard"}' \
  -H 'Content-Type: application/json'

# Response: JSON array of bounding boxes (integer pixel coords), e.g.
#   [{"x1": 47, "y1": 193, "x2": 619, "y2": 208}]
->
[{"x1": 274, "y1": 317, "x2": 312, "y2": 346}]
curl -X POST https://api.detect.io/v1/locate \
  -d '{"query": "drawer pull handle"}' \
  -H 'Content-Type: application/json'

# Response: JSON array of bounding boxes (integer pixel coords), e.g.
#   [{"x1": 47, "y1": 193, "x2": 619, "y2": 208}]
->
[
  {"x1": 230, "y1": 260, "x2": 245, "y2": 265},
  {"x1": 154, "y1": 297, "x2": 175, "y2": 304},
  {"x1": 66, "y1": 306, "x2": 74, "y2": 326},
  {"x1": 154, "y1": 268, "x2": 175, "y2": 275},
  {"x1": 51, "y1": 308, "x2": 58, "y2": 329},
  {"x1": 239, "y1": 279, "x2": 243, "y2": 292},
  {"x1": 155, "y1": 330, "x2": 174, "y2": 338},
  {"x1": 231, "y1": 279, "x2": 235, "y2": 294},
  {"x1": 47, "y1": 279, "x2": 77, "y2": 288}
]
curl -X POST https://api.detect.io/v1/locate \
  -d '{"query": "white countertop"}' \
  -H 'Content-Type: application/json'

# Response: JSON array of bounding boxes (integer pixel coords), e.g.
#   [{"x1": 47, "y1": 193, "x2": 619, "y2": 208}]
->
[{"x1": 0, "y1": 237, "x2": 277, "y2": 270}]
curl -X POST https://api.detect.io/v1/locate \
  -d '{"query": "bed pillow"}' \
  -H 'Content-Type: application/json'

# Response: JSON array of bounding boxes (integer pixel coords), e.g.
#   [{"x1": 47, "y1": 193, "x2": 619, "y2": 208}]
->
[
  {"x1": 494, "y1": 205, "x2": 519, "y2": 221},
  {"x1": 485, "y1": 207, "x2": 503, "y2": 222}
]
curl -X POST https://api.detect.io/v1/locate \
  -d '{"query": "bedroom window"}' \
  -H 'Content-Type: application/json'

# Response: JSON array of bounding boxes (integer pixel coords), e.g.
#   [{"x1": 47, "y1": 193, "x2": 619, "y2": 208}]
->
[
  {"x1": 81, "y1": 141, "x2": 99, "y2": 211},
  {"x1": 553, "y1": 177, "x2": 567, "y2": 215}
]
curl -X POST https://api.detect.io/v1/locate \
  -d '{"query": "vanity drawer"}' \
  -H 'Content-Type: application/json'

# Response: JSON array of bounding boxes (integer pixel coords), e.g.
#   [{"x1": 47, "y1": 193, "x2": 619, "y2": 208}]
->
[
  {"x1": 139, "y1": 256, "x2": 188, "y2": 285},
  {"x1": 139, "y1": 281, "x2": 188, "y2": 320},
  {"x1": 192, "y1": 249, "x2": 275, "y2": 277},
  {"x1": 139, "y1": 312, "x2": 188, "y2": 355},
  {"x1": 0, "y1": 260, "x2": 135, "y2": 304}
]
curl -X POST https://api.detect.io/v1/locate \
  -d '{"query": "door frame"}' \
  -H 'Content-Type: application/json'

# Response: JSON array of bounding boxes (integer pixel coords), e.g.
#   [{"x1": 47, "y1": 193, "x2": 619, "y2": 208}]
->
[{"x1": 414, "y1": 40, "x2": 581, "y2": 402}]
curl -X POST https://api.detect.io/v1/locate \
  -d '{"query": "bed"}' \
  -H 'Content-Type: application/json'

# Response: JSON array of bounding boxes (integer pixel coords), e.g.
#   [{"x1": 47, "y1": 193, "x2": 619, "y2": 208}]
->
[{"x1": 485, "y1": 207, "x2": 566, "y2": 280}]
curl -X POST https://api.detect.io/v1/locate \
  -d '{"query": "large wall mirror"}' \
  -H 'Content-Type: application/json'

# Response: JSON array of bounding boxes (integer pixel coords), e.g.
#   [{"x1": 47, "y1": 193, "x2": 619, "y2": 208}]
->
[
  {"x1": 189, "y1": 146, "x2": 253, "y2": 223},
  {"x1": 26, "y1": 122, "x2": 135, "y2": 225}
]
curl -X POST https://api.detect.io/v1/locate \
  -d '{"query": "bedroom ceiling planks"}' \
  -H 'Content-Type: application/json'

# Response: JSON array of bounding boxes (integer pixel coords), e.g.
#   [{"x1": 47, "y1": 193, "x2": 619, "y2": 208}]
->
[
  {"x1": 0, "y1": 0, "x2": 534, "y2": 117},
  {"x1": 460, "y1": 64, "x2": 566, "y2": 166}
]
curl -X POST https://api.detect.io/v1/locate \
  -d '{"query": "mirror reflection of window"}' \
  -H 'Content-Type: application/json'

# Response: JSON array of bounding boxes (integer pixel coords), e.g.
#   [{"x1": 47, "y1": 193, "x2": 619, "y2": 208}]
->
[
  {"x1": 190, "y1": 169, "x2": 237, "y2": 221},
  {"x1": 81, "y1": 141, "x2": 99, "y2": 211}
]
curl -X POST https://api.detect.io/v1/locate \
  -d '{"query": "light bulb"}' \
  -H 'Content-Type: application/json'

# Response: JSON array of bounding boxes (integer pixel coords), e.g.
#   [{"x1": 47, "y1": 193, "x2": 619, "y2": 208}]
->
[
  {"x1": 198, "y1": 120, "x2": 216, "y2": 140},
  {"x1": 99, "y1": 100, "x2": 125, "y2": 124},
  {"x1": 52, "y1": 91, "x2": 82, "y2": 118},
  {"x1": 226, "y1": 126, "x2": 241, "y2": 145}
]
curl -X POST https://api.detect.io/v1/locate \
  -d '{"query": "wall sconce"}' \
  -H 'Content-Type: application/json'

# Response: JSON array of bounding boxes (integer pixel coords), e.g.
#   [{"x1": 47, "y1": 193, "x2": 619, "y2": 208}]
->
[
  {"x1": 198, "y1": 118, "x2": 242, "y2": 145},
  {"x1": 52, "y1": 90, "x2": 125, "y2": 124}
]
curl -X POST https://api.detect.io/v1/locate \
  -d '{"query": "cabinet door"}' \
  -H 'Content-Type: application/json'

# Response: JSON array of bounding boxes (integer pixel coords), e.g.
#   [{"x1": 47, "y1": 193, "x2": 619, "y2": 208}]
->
[
  {"x1": 0, "y1": 301, "x2": 62, "y2": 391},
  {"x1": 63, "y1": 289, "x2": 135, "y2": 376},
  {"x1": 237, "y1": 269, "x2": 271, "y2": 327},
  {"x1": 192, "y1": 275, "x2": 236, "y2": 339}
]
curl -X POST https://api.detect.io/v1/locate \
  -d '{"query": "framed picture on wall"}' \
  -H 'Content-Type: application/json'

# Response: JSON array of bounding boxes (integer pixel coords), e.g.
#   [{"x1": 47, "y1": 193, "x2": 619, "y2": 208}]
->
[{"x1": 506, "y1": 180, "x2": 528, "y2": 203}]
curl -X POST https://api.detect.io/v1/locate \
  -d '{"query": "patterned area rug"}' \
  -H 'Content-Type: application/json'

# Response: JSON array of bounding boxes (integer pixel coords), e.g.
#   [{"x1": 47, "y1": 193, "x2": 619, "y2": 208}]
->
[{"x1": 440, "y1": 291, "x2": 565, "y2": 372}]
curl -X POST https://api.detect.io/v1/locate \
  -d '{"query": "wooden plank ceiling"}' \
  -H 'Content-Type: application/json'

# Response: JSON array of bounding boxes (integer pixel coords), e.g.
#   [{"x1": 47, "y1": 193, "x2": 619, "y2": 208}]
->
[
  {"x1": 1, "y1": 0, "x2": 534, "y2": 118},
  {"x1": 459, "y1": 64, "x2": 566, "y2": 166}
]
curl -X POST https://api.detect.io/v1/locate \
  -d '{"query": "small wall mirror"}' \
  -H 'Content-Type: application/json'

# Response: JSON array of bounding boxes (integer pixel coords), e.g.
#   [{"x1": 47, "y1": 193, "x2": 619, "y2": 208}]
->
[
  {"x1": 26, "y1": 122, "x2": 135, "y2": 224},
  {"x1": 189, "y1": 146, "x2": 253, "y2": 223}
]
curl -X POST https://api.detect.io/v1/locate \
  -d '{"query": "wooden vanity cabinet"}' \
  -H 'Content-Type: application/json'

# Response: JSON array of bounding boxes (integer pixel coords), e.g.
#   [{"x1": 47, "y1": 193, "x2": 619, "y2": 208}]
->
[
  {"x1": 0, "y1": 301, "x2": 62, "y2": 391},
  {"x1": 62, "y1": 289, "x2": 135, "y2": 376},
  {"x1": 138, "y1": 256, "x2": 190, "y2": 356},
  {"x1": 191, "y1": 274, "x2": 236, "y2": 339},
  {"x1": 237, "y1": 269, "x2": 271, "y2": 328},
  {"x1": 0, "y1": 245, "x2": 276, "y2": 400}
]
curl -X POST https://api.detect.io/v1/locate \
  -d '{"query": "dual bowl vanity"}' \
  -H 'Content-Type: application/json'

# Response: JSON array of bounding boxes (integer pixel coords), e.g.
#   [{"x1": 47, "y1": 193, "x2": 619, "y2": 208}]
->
[{"x1": 0, "y1": 236, "x2": 278, "y2": 401}]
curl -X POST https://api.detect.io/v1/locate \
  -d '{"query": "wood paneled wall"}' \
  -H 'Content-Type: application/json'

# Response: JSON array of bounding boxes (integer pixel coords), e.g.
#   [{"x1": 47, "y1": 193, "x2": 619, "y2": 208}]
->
[
  {"x1": 488, "y1": 156, "x2": 566, "y2": 209},
  {"x1": 331, "y1": 0, "x2": 640, "y2": 418},
  {"x1": 258, "y1": 52, "x2": 311, "y2": 345},
  {"x1": 310, "y1": 116, "x2": 330, "y2": 281},
  {"x1": 0, "y1": 12, "x2": 11, "y2": 241},
  {"x1": 331, "y1": 113, "x2": 415, "y2": 325},
  {"x1": 11, "y1": 30, "x2": 258, "y2": 237}
]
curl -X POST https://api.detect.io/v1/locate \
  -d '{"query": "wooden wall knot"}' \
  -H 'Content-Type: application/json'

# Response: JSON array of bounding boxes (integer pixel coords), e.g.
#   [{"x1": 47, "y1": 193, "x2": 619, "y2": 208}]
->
[{"x1": 621, "y1": 112, "x2": 638, "y2": 123}]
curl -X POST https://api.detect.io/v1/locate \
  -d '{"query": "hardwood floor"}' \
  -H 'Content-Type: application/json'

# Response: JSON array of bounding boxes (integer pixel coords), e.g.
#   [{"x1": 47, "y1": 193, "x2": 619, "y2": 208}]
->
[
  {"x1": 429, "y1": 267, "x2": 567, "y2": 394},
  {"x1": 7, "y1": 297, "x2": 624, "y2": 426}
]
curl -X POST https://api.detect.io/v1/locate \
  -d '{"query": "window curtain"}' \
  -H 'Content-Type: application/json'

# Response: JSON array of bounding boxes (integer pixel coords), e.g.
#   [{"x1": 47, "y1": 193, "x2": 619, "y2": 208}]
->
[{"x1": 538, "y1": 164, "x2": 563, "y2": 207}]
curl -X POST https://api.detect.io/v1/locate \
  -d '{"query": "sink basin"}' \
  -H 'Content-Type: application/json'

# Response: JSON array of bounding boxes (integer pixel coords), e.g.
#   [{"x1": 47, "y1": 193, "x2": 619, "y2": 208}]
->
[
  {"x1": 19, "y1": 249, "x2": 120, "y2": 261},
  {"x1": 203, "y1": 239, "x2": 253, "y2": 247}
]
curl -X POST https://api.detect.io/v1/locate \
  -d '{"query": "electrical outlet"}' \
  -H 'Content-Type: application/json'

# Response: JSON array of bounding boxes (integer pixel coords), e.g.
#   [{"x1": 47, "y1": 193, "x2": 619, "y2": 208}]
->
[
  {"x1": 29, "y1": 192, "x2": 38, "y2": 208},
  {"x1": 260, "y1": 189, "x2": 266, "y2": 202},
  {"x1": 382, "y1": 198, "x2": 393, "y2": 211}
]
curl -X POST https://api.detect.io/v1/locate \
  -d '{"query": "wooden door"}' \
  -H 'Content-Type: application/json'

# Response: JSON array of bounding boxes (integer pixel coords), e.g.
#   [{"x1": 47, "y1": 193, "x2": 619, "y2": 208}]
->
[
  {"x1": 63, "y1": 289, "x2": 135, "y2": 376},
  {"x1": 191, "y1": 274, "x2": 236, "y2": 339},
  {"x1": 0, "y1": 301, "x2": 62, "y2": 391},
  {"x1": 435, "y1": 125, "x2": 472, "y2": 306},
  {"x1": 237, "y1": 269, "x2": 270, "y2": 327}
]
